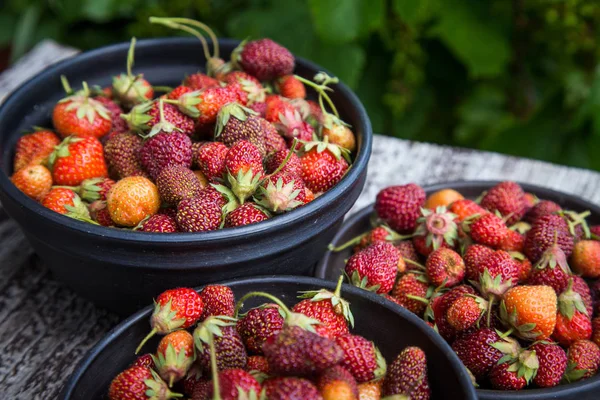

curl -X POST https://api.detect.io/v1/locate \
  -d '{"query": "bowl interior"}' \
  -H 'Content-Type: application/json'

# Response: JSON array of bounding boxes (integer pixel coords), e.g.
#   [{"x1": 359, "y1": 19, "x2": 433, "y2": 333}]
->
[{"x1": 62, "y1": 276, "x2": 476, "y2": 400}]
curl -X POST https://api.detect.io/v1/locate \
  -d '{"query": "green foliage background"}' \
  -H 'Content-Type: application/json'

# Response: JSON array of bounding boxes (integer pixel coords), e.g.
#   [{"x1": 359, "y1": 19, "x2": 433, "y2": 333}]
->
[{"x1": 3, "y1": 0, "x2": 600, "y2": 170}]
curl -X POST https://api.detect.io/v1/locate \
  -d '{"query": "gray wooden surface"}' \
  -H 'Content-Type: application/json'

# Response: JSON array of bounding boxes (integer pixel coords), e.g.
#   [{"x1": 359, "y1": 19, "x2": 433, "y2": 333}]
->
[{"x1": 1, "y1": 41, "x2": 600, "y2": 399}]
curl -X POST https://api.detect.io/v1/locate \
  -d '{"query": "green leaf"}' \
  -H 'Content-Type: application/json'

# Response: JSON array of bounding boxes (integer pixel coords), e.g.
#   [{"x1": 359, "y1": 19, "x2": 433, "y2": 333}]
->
[
  {"x1": 10, "y1": 4, "x2": 41, "y2": 63},
  {"x1": 392, "y1": 0, "x2": 439, "y2": 25},
  {"x1": 308, "y1": 0, "x2": 360, "y2": 44},
  {"x1": 308, "y1": 42, "x2": 366, "y2": 88},
  {"x1": 359, "y1": 0, "x2": 385, "y2": 35}
]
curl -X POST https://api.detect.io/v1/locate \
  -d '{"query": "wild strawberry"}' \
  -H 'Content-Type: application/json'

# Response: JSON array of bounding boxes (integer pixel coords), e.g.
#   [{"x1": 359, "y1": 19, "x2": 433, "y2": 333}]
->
[
  {"x1": 263, "y1": 121, "x2": 287, "y2": 154},
  {"x1": 525, "y1": 200, "x2": 561, "y2": 223},
  {"x1": 272, "y1": 104, "x2": 313, "y2": 142},
  {"x1": 104, "y1": 132, "x2": 147, "y2": 179},
  {"x1": 214, "y1": 103, "x2": 267, "y2": 155},
  {"x1": 194, "y1": 316, "x2": 247, "y2": 372},
  {"x1": 199, "y1": 285, "x2": 235, "y2": 319},
  {"x1": 530, "y1": 342, "x2": 567, "y2": 388},
  {"x1": 497, "y1": 229, "x2": 525, "y2": 252},
  {"x1": 449, "y1": 198, "x2": 486, "y2": 222},
  {"x1": 263, "y1": 377, "x2": 321, "y2": 400},
  {"x1": 451, "y1": 327, "x2": 503, "y2": 379},
  {"x1": 292, "y1": 276, "x2": 354, "y2": 339},
  {"x1": 383, "y1": 346, "x2": 430, "y2": 399},
  {"x1": 480, "y1": 181, "x2": 527, "y2": 225},
  {"x1": 153, "y1": 330, "x2": 195, "y2": 387},
  {"x1": 180, "y1": 364, "x2": 203, "y2": 397},
  {"x1": 224, "y1": 140, "x2": 265, "y2": 203},
  {"x1": 232, "y1": 38, "x2": 294, "y2": 81},
  {"x1": 342, "y1": 225, "x2": 394, "y2": 254},
  {"x1": 108, "y1": 366, "x2": 179, "y2": 400},
  {"x1": 391, "y1": 272, "x2": 431, "y2": 316},
  {"x1": 53, "y1": 83, "x2": 112, "y2": 139},
  {"x1": 317, "y1": 365, "x2": 359, "y2": 400},
  {"x1": 112, "y1": 39, "x2": 154, "y2": 107},
  {"x1": 298, "y1": 140, "x2": 349, "y2": 193},
  {"x1": 446, "y1": 294, "x2": 487, "y2": 331},
  {"x1": 265, "y1": 96, "x2": 295, "y2": 123},
  {"x1": 94, "y1": 96, "x2": 127, "y2": 135},
  {"x1": 425, "y1": 248, "x2": 465, "y2": 287},
  {"x1": 249, "y1": 101, "x2": 267, "y2": 118},
  {"x1": 168, "y1": 85, "x2": 193, "y2": 100},
  {"x1": 322, "y1": 121, "x2": 356, "y2": 152},
  {"x1": 357, "y1": 381, "x2": 382, "y2": 400},
  {"x1": 424, "y1": 189, "x2": 464, "y2": 210},
  {"x1": 237, "y1": 304, "x2": 284, "y2": 354},
  {"x1": 375, "y1": 184, "x2": 426, "y2": 233},
  {"x1": 345, "y1": 242, "x2": 399, "y2": 294},
  {"x1": 412, "y1": 207, "x2": 458, "y2": 256},
  {"x1": 11, "y1": 164, "x2": 52, "y2": 201},
  {"x1": 500, "y1": 285, "x2": 557, "y2": 340},
  {"x1": 524, "y1": 214, "x2": 574, "y2": 263},
  {"x1": 194, "y1": 141, "x2": 228, "y2": 183},
  {"x1": 208, "y1": 369, "x2": 260, "y2": 400},
  {"x1": 254, "y1": 173, "x2": 305, "y2": 214},
  {"x1": 139, "y1": 131, "x2": 193, "y2": 180},
  {"x1": 469, "y1": 213, "x2": 509, "y2": 248},
  {"x1": 431, "y1": 285, "x2": 476, "y2": 342},
  {"x1": 265, "y1": 149, "x2": 302, "y2": 178},
  {"x1": 191, "y1": 379, "x2": 211, "y2": 400},
  {"x1": 564, "y1": 339, "x2": 600, "y2": 381},
  {"x1": 513, "y1": 253, "x2": 533, "y2": 283},
  {"x1": 140, "y1": 214, "x2": 178, "y2": 233},
  {"x1": 41, "y1": 188, "x2": 90, "y2": 220},
  {"x1": 592, "y1": 318, "x2": 600, "y2": 346},
  {"x1": 176, "y1": 195, "x2": 223, "y2": 232},
  {"x1": 48, "y1": 136, "x2": 107, "y2": 186},
  {"x1": 106, "y1": 176, "x2": 160, "y2": 227},
  {"x1": 464, "y1": 244, "x2": 494, "y2": 282},
  {"x1": 123, "y1": 100, "x2": 195, "y2": 138},
  {"x1": 224, "y1": 202, "x2": 270, "y2": 227},
  {"x1": 571, "y1": 275, "x2": 594, "y2": 316},
  {"x1": 246, "y1": 355, "x2": 270, "y2": 374},
  {"x1": 553, "y1": 280, "x2": 592, "y2": 346},
  {"x1": 174, "y1": 86, "x2": 237, "y2": 130},
  {"x1": 275, "y1": 75, "x2": 306, "y2": 99},
  {"x1": 223, "y1": 71, "x2": 267, "y2": 105},
  {"x1": 70, "y1": 177, "x2": 115, "y2": 202},
  {"x1": 472, "y1": 250, "x2": 519, "y2": 299},
  {"x1": 157, "y1": 165, "x2": 203, "y2": 205},
  {"x1": 527, "y1": 242, "x2": 571, "y2": 294},
  {"x1": 488, "y1": 360, "x2": 528, "y2": 390},
  {"x1": 131, "y1": 354, "x2": 155, "y2": 370},
  {"x1": 396, "y1": 240, "x2": 421, "y2": 265},
  {"x1": 13, "y1": 130, "x2": 60, "y2": 171},
  {"x1": 571, "y1": 240, "x2": 600, "y2": 278},
  {"x1": 183, "y1": 73, "x2": 219, "y2": 91}
]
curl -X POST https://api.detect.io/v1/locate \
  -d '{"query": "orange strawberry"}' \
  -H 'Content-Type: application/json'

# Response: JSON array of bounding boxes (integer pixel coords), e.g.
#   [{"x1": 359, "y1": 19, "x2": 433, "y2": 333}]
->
[
  {"x1": 13, "y1": 130, "x2": 60, "y2": 171},
  {"x1": 153, "y1": 330, "x2": 195, "y2": 387},
  {"x1": 357, "y1": 380, "x2": 382, "y2": 400},
  {"x1": 106, "y1": 176, "x2": 160, "y2": 227},
  {"x1": 48, "y1": 136, "x2": 108, "y2": 186},
  {"x1": 11, "y1": 165, "x2": 52, "y2": 201},
  {"x1": 500, "y1": 285, "x2": 557, "y2": 340},
  {"x1": 448, "y1": 198, "x2": 486, "y2": 222},
  {"x1": 571, "y1": 240, "x2": 600, "y2": 278},
  {"x1": 275, "y1": 75, "x2": 306, "y2": 99},
  {"x1": 425, "y1": 189, "x2": 464, "y2": 210}
]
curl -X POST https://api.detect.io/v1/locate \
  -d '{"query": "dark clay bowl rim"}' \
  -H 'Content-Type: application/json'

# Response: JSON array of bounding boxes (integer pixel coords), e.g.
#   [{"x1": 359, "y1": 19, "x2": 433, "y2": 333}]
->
[
  {"x1": 316, "y1": 180, "x2": 600, "y2": 399},
  {"x1": 0, "y1": 37, "x2": 372, "y2": 244},
  {"x1": 60, "y1": 275, "x2": 476, "y2": 400}
]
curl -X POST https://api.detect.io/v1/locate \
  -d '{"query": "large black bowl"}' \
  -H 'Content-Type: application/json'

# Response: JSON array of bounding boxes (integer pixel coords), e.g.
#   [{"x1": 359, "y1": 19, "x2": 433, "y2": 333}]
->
[
  {"x1": 0, "y1": 38, "x2": 372, "y2": 315},
  {"x1": 61, "y1": 276, "x2": 477, "y2": 400},
  {"x1": 317, "y1": 180, "x2": 600, "y2": 400}
]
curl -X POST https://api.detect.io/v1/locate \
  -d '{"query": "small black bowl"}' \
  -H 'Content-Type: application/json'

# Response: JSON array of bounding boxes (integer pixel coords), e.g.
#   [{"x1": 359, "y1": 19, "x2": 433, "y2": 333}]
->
[
  {"x1": 60, "y1": 276, "x2": 477, "y2": 400},
  {"x1": 316, "y1": 180, "x2": 600, "y2": 400},
  {"x1": 0, "y1": 38, "x2": 372, "y2": 315}
]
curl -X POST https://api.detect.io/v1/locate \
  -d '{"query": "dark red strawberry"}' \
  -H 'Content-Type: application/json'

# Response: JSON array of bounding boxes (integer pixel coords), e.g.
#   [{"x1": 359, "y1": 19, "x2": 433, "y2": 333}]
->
[
  {"x1": 214, "y1": 103, "x2": 267, "y2": 155},
  {"x1": 183, "y1": 73, "x2": 219, "y2": 91},
  {"x1": 232, "y1": 39, "x2": 294, "y2": 81},
  {"x1": 452, "y1": 328, "x2": 505, "y2": 380},
  {"x1": 193, "y1": 316, "x2": 247, "y2": 373},
  {"x1": 194, "y1": 141, "x2": 228, "y2": 183},
  {"x1": 396, "y1": 240, "x2": 421, "y2": 265},
  {"x1": 469, "y1": 213, "x2": 509, "y2": 248},
  {"x1": 524, "y1": 214, "x2": 574, "y2": 263},
  {"x1": 140, "y1": 214, "x2": 178, "y2": 233},
  {"x1": 488, "y1": 360, "x2": 527, "y2": 390},
  {"x1": 464, "y1": 244, "x2": 495, "y2": 282},
  {"x1": 531, "y1": 342, "x2": 567, "y2": 388},
  {"x1": 108, "y1": 366, "x2": 179, "y2": 400},
  {"x1": 431, "y1": 284, "x2": 476, "y2": 342},
  {"x1": 265, "y1": 149, "x2": 302, "y2": 178},
  {"x1": 131, "y1": 354, "x2": 155, "y2": 370},
  {"x1": 139, "y1": 131, "x2": 193, "y2": 180},
  {"x1": 157, "y1": 165, "x2": 203, "y2": 205},
  {"x1": 571, "y1": 275, "x2": 594, "y2": 317},
  {"x1": 224, "y1": 203, "x2": 270, "y2": 227},
  {"x1": 391, "y1": 272, "x2": 431, "y2": 316},
  {"x1": 224, "y1": 140, "x2": 265, "y2": 203},
  {"x1": 262, "y1": 377, "x2": 321, "y2": 400},
  {"x1": 525, "y1": 200, "x2": 561, "y2": 223},
  {"x1": 94, "y1": 96, "x2": 127, "y2": 135},
  {"x1": 345, "y1": 242, "x2": 399, "y2": 294},
  {"x1": 207, "y1": 368, "x2": 260, "y2": 400},
  {"x1": 237, "y1": 303, "x2": 284, "y2": 354},
  {"x1": 383, "y1": 346, "x2": 430, "y2": 399},
  {"x1": 104, "y1": 132, "x2": 147, "y2": 179},
  {"x1": 262, "y1": 120, "x2": 287, "y2": 154},
  {"x1": 425, "y1": 248, "x2": 465, "y2": 287},
  {"x1": 199, "y1": 285, "x2": 235, "y2": 319},
  {"x1": 246, "y1": 355, "x2": 270, "y2": 374},
  {"x1": 375, "y1": 184, "x2": 426, "y2": 233},
  {"x1": 176, "y1": 193, "x2": 223, "y2": 232},
  {"x1": 565, "y1": 339, "x2": 600, "y2": 382},
  {"x1": 527, "y1": 241, "x2": 571, "y2": 294},
  {"x1": 335, "y1": 334, "x2": 386, "y2": 383},
  {"x1": 480, "y1": 181, "x2": 527, "y2": 225},
  {"x1": 446, "y1": 294, "x2": 487, "y2": 331}
]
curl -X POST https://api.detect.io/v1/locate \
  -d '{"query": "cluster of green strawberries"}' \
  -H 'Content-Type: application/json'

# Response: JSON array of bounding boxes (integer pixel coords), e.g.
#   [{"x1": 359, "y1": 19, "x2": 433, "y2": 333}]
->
[
  {"x1": 335, "y1": 181, "x2": 600, "y2": 391},
  {"x1": 108, "y1": 279, "x2": 430, "y2": 400},
  {"x1": 10, "y1": 17, "x2": 356, "y2": 233}
]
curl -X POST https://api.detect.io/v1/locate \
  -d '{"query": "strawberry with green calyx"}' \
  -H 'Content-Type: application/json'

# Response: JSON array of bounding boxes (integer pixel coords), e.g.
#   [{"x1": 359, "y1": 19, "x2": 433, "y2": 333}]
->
[
  {"x1": 122, "y1": 99, "x2": 195, "y2": 138},
  {"x1": 335, "y1": 333, "x2": 387, "y2": 383},
  {"x1": 193, "y1": 315, "x2": 247, "y2": 373},
  {"x1": 451, "y1": 328, "x2": 504, "y2": 380},
  {"x1": 328, "y1": 225, "x2": 408, "y2": 253},
  {"x1": 559, "y1": 209, "x2": 591, "y2": 240},
  {"x1": 57, "y1": 177, "x2": 115, "y2": 202},
  {"x1": 223, "y1": 71, "x2": 269, "y2": 105},
  {"x1": 48, "y1": 135, "x2": 108, "y2": 186},
  {"x1": 530, "y1": 342, "x2": 567, "y2": 388},
  {"x1": 500, "y1": 285, "x2": 557, "y2": 341},
  {"x1": 553, "y1": 279, "x2": 592, "y2": 346},
  {"x1": 345, "y1": 242, "x2": 400, "y2": 294},
  {"x1": 112, "y1": 38, "x2": 154, "y2": 107},
  {"x1": 108, "y1": 366, "x2": 182, "y2": 400},
  {"x1": 382, "y1": 346, "x2": 430, "y2": 399},
  {"x1": 446, "y1": 294, "x2": 488, "y2": 331},
  {"x1": 391, "y1": 271, "x2": 433, "y2": 317},
  {"x1": 214, "y1": 102, "x2": 266, "y2": 155},
  {"x1": 231, "y1": 38, "x2": 294, "y2": 81},
  {"x1": 564, "y1": 339, "x2": 600, "y2": 382},
  {"x1": 153, "y1": 330, "x2": 196, "y2": 387},
  {"x1": 237, "y1": 304, "x2": 285, "y2": 355},
  {"x1": 528, "y1": 236, "x2": 572, "y2": 294},
  {"x1": 412, "y1": 206, "x2": 458, "y2": 255},
  {"x1": 297, "y1": 137, "x2": 350, "y2": 194},
  {"x1": 253, "y1": 173, "x2": 306, "y2": 214},
  {"x1": 41, "y1": 188, "x2": 97, "y2": 224},
  {"x1": 489, "y1": 348, "x2": 539, "y2": 390}
]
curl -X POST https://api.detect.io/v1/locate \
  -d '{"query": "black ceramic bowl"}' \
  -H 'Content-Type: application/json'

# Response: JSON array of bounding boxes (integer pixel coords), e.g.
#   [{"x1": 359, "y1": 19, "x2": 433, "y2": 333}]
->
[
  {"x1": 317, "y1": 180, "x2": 600, "y2": 400},
  {"x1": 0, "y1": 38, "x2": 372, "y2": 315},
  {"x1": 61, "y1": 276, "x2": 476, "y2": 400}
]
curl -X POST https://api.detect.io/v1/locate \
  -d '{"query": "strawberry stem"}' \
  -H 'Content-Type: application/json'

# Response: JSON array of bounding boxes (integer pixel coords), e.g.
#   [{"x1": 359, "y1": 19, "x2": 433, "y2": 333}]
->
[
  {"x1": 234, "y1": 291, "x2": 292, "y2": 318},
  {"x1": 149, "y1": 17, "x2": 212, "y2": 62},
  {"x1": 294, "y1": 74, "x2": 339, "y2": 118},
  {"x1": 208, "y1": 331, "x2": 222, "y2": 400},
  {"x1": 152, "y1": 85, "x2": 174, "y2": 92},
  {"x1": 126, "y1": 37, "x2": 136, "y2": 78},
  {"x1": 135, "y1": 327, "x2": 157, "y2": 354},
  {"x1": 328, "y1": 232, "x2": 367, "y2": 252},
  {"x1": 406, "y1": 294, "x2": 430, "y2": 304},
  {"x1": 333, "y1": 275, "x2": 344, "y2": 298},
  {"x1": 60, "y1": 75, "x2": 73, "y2": 95},
  {"x1": 404, "y1": 258, "x2": 426, "y2": 270},
  {"x1": 268, "y1": 139, "x2": 297, "y2": 177},
  {"x1": 486, "y1": 295, "x2": 494, "y2": 328}
]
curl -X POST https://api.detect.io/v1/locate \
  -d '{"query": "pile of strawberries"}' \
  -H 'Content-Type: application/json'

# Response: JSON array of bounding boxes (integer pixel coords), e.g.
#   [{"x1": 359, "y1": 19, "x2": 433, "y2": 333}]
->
[
  {"x1": 108, "y1": 280, "x2": 431, "y2": 400},
  {"x1": 10, "y1": 17, "x2": 356, "y2": 232},
  {"x1": 335, "y1": 181, "x2": 600, "y2": 391}
]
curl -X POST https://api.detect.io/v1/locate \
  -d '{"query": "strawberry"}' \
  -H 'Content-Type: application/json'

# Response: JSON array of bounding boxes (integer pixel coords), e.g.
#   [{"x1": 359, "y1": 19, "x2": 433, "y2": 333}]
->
[
  {"x1": 246, "y1": 355, "x2": 269, "y2": 374},
  {"x1": 525, "y1": 200, "x2": 561, "y2": 223},
  {"x1": 591, "y1": 225, "x2": 600, "y2": 239},
  {"x1": 571, "y1": 275, "x2": 594, "y2": 316},
  {"x1": 48, "y1": 136, "x2": 108, "y2": 186},
  {"x1": 564, "y1": 339, "x2": 600, "y2": 381},
  {"x1": 193, "y1": 316, "x2": 247, "y2": 373},
  {"x1": 224, "y1": 202, "x2": 270, "y2": 227},
  {"x1": 223, "y1": 71, "x2": 267, "y2": 105},
  {"x1": 383, "y1": 346, "x2": 430, "y2": 399},
  {"x1": 191, "y1": 379, "x2": 211, "y2": 400},
  {"x1": 140, "y1": 214, "x2": 178, "y2": 233},
  {"x1": 513, "y1": 254, "x2": 533, "y2": 283},
  {"x1": 431, "y1": 284, "x2": 476, "y2": 342},
  {"x1": 131, "y1": 354, "x2": 155, "y2": 369},
  {"x1": 104, "y1": 132, "x2": 147, "y2": 179},
  {"x1": 181, "y1": 364, "x2": 203, "y2": 396},
  {"x1": 530, "y1": 342, "x2": 567, "y2": 388},
  {"x1": 176, "y1": 194, "x2": 223, "y2": 232},
  {"x1": 524, "y1": 214, "x2": 574, "y2": 263},
  {"x1": 396, "y1": 240, "x2": 421, "y2": 265},
  {"x1": 425, "y1": 248, "x2": 465, "y2": 287},
  {"x1": 231, "y1": 38, "x2": 294, "y2": 81},
  {"x1": 214, "y1": 103, "x2": 266, "y2": 155},
  {"x1": 194, "y1": 141, "x2": 228, "y2": 183},
  {"x1": 469, "y1": 213, "x2": 509, "y2": 248},
  {"x1": 224, "y1": 140, "x2": 265, "y2": 203},
  {"x1": 449, "y1": 198, "x2": 486, "y2": 222},
  {"x1": 424, "y1": 189, "x2": 464, "y2": 210},
  {"x1": 89, "y1": 201, "x2": 114, "y2": 227},
  {"x1": 263, "y1": 120, "x2": 287, "y2": 154},
  {"x1": 265, "y1": 96, "x2": 295, "y2": 124},
  {"x1": 446, "y1": 294, "x2": 487, "y2": 331},
  {"x1": 135, "y1": 287, "x2": 204, "y2": 354},
  {"x1": 112, "y1": 39, "x2": 154, "y2": 107},
  {"x1": 334, "y1": 334, "x2": 386, "y2": 383},
  {"x1": 571, "y1": 240, "x2": 600, "y2": 278},
  {"x1": 139, "y1": 131, "x2": 193, "y2": 180},
  {"x1": 412, "y1": 207, "x2": 458, "y2": 256},
  {"x1": 299, "y1": 140, "x2": 350, "y2": 194},
  {"x1": 593, "y1": 318, "x2": 600, "y2": 346},
  {"x1": 157, "y1": 165, "x2": 203, "y2": 205},
  {"x1": 345, "y1": 225, "x2": 394, "y2": 253},
  {"x1": 553, "y1": 280, "x2": 592, "y2": 346},
  {"x1": 497, "y1": 229, "x2": 525, "y2": 252},
  {"x1": 123, "y1": 100, "x2": 195, "y2": 138},
  {"x1": 500, "y1": 285, "x2": 557, "y2": 340},
  {"x1": 527, "y1": 242, "x2": 571, "y2": 294},
  {"x1": 153, "y1": 330, "x2": 195, "y2": 387},
  {"x1": 472, "y1": 250, "x2": 519, "y2": 299},
  {"x1": 183, "y1": 73, "x2": 219, "y2": 91},
  {"x1": 265, "y1": 149, "x2": 302, "y2": 179},
  {"x1": 237, "y1": 304, "x2": 284, "y2": 355},
  {"x1": 168, "y1": 85, "x2": 193, "y2": 100},
  {"x1": 464, "y1": 244, "x2": 495, "y2": 282},
  {"x1": 375, "y1": 184, "x2": 426, "y2": 233},
  {"x1": 69, "y1": 177, "x2": 115, "y2": 202},
  {"x1": 391, "y1": 272, "x2": 431, "y2": 316},
  {"x1": 488, "y1": 360, "x2": 528, "y2": 390},
  {"x1": 106, "y1": 176, "x2": 160, "y2": 227},
  {"x1": 272, "y1": 105, "x2": 314, "y2": 143},
  {"x1": 321, "y1": 117, "x2": 356, "y2": 152},
  {"x1": 173, "y1": 86, "x2": 238, "y2": 130},
  {"x1": 249, "y1": 101, "x2": 267, "y2": 118},
  {"x1": 208, "y1": 369, "x2": 261, "y2": 400},
  {"x1": 94, "y1": 96, "x2": 127, "y2": 135},
  {"x1": 13, "y1": 130, "x2": 60, "y2": 171},
  {"x1": 345, "y1": 242, "x2": 399, "y2": 294},
  {"x1": 108, "y1": 366, "x2": 180, "y2": 400},
  {"x1": 53, "y1": 82, "x2": 112, "y2": 139},
  {"x1": 275, "y1": 75, "x2": 306, "y2": 99},
  {"x1": 199, "y1": 285, "x2": 235, "y2": 319},
  {"x1": 41, "y1": 188, "x2": 91, "y2": 221},
  {"x1": 480, "y1": 181, "x2": 527, "y2": 225},
  {"x1": 357, "y1": 381, "x2": 382, "y2": 400},
  {"x1": 254, "y1": 173, "x2": 305, "y2": 214},
  {"x1": 317, "y1": 365, "x2": 359, "y2": 400},
  {"x1": 262, "y1": 377, "x2": 321, "y2": 400},
  {"x1": 292, "y1": 276, "x2": 354, "y2": 339},
  {"x1": 451, "y1": 327, "x2": 503, "y2": 379},
  {"x1": 11, "y1": 164, "x2": 52, "y2": 201}
]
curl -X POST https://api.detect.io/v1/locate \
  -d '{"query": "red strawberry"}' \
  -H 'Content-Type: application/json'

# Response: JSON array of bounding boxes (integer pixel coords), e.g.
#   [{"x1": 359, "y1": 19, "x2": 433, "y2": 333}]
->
[
  {"x1": 480, "y1": 181, "x2": 527, "y2": 225},
  {"x1": 335, "y1": 334, "x2": 386, "y2": 383},
  {"x1": 13, "y1": 130, "x2": 60, "y2": 171},
  {"x1": 194, "y1": 316, "x2": 247, "y2": 373},
  {"x1": 488, "y1": 360, "x2": 527, "y2": 390},
  {"x1": 531, "y1": 342, "x2": 567, "y2": 388},
  {"x1": 345, "y1": 242, "x2": 399, "y2": 294},
  {"x1": 396, "y1": 240, "x2": 421, "y2": 265},
  {"x1": 262, "y1": 377, "x2": 321, "y2": 400},
  {"x1": 232, "y1": 39, "x2": 294, "y2": 81},
  {"x1": 224, "y1": 140, "x2": 265, "y2": 203},
  {"x1": 375, "y1": 184, "x2": 426, "y2": 233},
  {"x1": 254, "y1": 173, "x2": 305, "y2": 214},
  {"x1": 11, "y1": 164, "x2": 52, "y2": 201},
  {"x1": 139, "y1": 131, "x2": 193, "y2": 180},
  {"x1": 571, "y1": 275, "x2": 594, "y2": 317},
  {"x1": 299, "y1": 141, "x2": 349, "y2": 194},
  {"x1": 214, "y1": 103, "x2": 267, "y2": 155},
  {"x1": 262, "y1": 120, "x2": 287, "y2": 154},
  {"x1": 174, "y1": 86, "x2": 238, "y2": 130},
  {"x1": 94, "y1": 96, "x2": 126, "y2": 134},
  {"x1": 349, "y1": 226, "x2": 394, "y2": 253},
  {"x1": 431, "y1": 284, "x2": 476, "y2": 342},
  {"x1": 199, "y1": 285, "x2": 235, "y2": 319},
  {"x1": 383, "y1": 346, "x2": 430, "y2": 399},
  {"x1": 469, "y1": 213, "x2": 509, "y2": 248},
  {"x1": 183, "y1": 73, "x2": 219, "y2": 91},
  {"x1": 194, "y1": 141, "x2": 228, "y2": 183},
  {"x1": 104, "y1": 132, "x2": 147, "y2": 179},
  {"x1": 527, "y1": 242, "x2": 571, "y2": 294},
  {"x1": 157, "y1": 165, "x2": 202, "y2": 205},
  {"x1": 246, "y1": 355, "x2": 270, "y2": 374},
  {"x1": 524, "y1": 214, "x2": 574, "y2": 263},
  {"x1": 276, "y1": 75, "x2": 306, "y2": 99},
  {"x1": 140, "y1": 214, "x2": 178, "y2": 233},
  {"x1": 108, "y1": 366, "x2": 179, "y2": 400},
  {"x1": 224, "y1": 203, "x2": 269, "y2": 227},
  {"x1": 154, "y1": 330, "x2": 195, "y2": 387},
  {"x1": 176, "y1": 194, "x2": 223, "y2": 232},
  {"x1": 449, "y1": 198, "x2": 486, "y2": 222},
  {"x1": 525, "y1": 200, "x2": 562, "y2": 223},
  {"x1": 565, "y1": 339, "x2": 600, "y2": 381},
  {"x1": 464, "y1": 244, "x2": 495, "y2": 282},
  {"x1": 412, "y1": 207, "x2": 458, "y2": 256},
  {"x1": 208, "y1": 369, "x2": 260, "y2": 400},
  {"x1": 591, "y1": 225, "x2": 600, "y2": 239},
  {"x1": 123, "y1": 100, "x2": 195, "y2": 137},
  {"x1": 237, "y1": 304, "x2": 285, "y2": 354},
  {"x1": 446, "y1": 294, "x2": 487, "y2": 331},
  {"x1": 168, "y1": 85, "x2": 193, "y2": 100},
  {"x1": 497, "y1": 229, "x2": 525, "y2": 252},
  {"x1": 249, "y1": 101, "x2": 267, "y2": 118},
  {"x1": 265, "y1": 149, "x2": 302, "y2": 178},
  {"x1": 265, "y1": 96, "x2": 295, "y2": 123},
  {"x1": 513, "y1": 254, "x2": 533, "y2": 283},
  {"x1": 451, "y1": 327, "x2": 503, "y2": 379},
  {"x1": 592, "y1": 317, "x2": 600, "y2": 346},
  {"x1": 317, "y1": 365, "x2": 359, "y2": 400},
  {"x1": 48, "y1": 136, "x2": 108, "y2": 186},
  {"x1": 472, "y1": 250, "x2": 519, "y2": 299},
  {"x1": 181, "y1": 365, "x2": 203, "y2": 397},
  {"x1": 53, "y1": 83, "x2": 112, "y2": 139},
  {"x1": 391, "y1": 272, "x2": 431, "y2": 316},
  {"x1": 223, "y1": 71, "x2": 267, "y2": 105},
  {"x1": 41, "y1": 188, "x2": 89, "y2": 219},
  {"x1": 131, "y1": 354, "x2": 155, "y2": 370},
  {"x1": 135, "y1": 287, "x2": 204, "y2": 354},
  {"x1": 553, "y1": 280, "x2": 592, "y2": 346},
  {"x1": 425, "y1": 248, "x2": 465, "y2": 287},
  {"x1": 571, "y1": 240, "x2": 600, "y2": 278}
]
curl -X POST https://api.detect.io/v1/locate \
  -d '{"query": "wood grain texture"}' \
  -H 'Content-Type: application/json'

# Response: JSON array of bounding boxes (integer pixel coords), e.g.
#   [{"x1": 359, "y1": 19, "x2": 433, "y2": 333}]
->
[{"x1": 0, "y1": 41, "x2": 599, "y2": 398}]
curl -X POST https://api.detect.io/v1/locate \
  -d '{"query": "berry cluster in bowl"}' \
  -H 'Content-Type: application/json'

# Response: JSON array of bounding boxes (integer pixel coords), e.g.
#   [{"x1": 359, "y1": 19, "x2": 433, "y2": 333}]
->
[
  {"x1": 9, "y1": 18, "x2": 356, "y2": 233},
  {"x1": 333, "y1": 181, "x2": 600, "y2": 391},
  {"x1": 109, "y1": 281, "x2": 431, "y2": 399}
]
